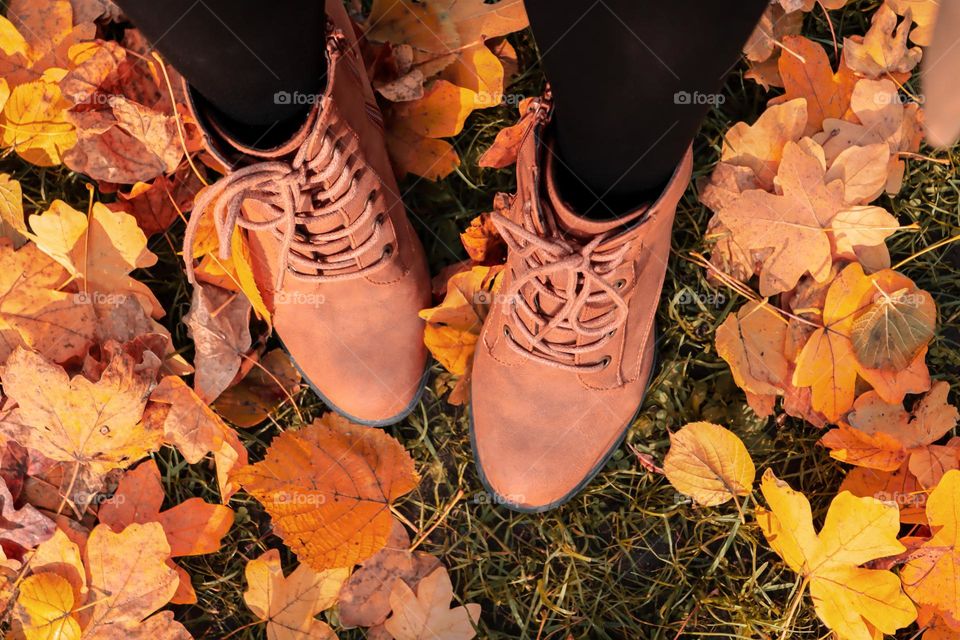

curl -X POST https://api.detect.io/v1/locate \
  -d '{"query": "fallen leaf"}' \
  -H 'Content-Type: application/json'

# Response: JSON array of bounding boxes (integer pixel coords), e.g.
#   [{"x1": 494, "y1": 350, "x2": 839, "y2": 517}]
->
[
  {"x1": 663, "y1": 422, "x2": 756, "y2": 507},
  {"x1": 844, "y1": 4, "x2": 922, "y2": 78},
  {"x1": 384, "y1": 566, "x2": 481, "y2": 640},
  {"x1": 721, "y1": 98, "x2": 807, "y2": 190},
  {"x1": 0, "y1": 79, "x2": 76, "y2": 165},
  {"x1": 232, "y1": 413, "x2": 419, "y2": 570},
  {"x1": 756, "y1": 469, "x2": 916, "y2": 640},
  {"x1": 0, "y1": 240, "x2": 96, "y2": 364},
  {"x1": 213, "y1": 349, "x2": 301, "y2": 428},
  {"x1": 339, "y1": 520, "x2": 442, "y2": 628},
  {"x1": 419, "y1": 265, "x2": 502, "y2": 403},
  {"x1": 98, "y1": 459, "x2": 234, "y2": 604},
  {"x1": 243, "y1": 548, "x2": 349, "y2": 640},
  {"x1": 0, "y1": 346, "x2": 161, "y2": 490},
  {"x1": 775, "y1": 36, "x2": 858, "y2": 135},
  {"x1": 901, "y1": 470, "x2": 960, "y2": 629},
  {"x1": 886, "y1": 0, "x2": 940, "y2": 45},
  {"x1": 29, "y1": 199, "x2": 163, "y2": 318},
  {"x1": 183, "y1": 282, "x2": 252, "y2": 404},
  {"x1": 147, "y1": 375, "x2": 247, "y2": 502},
  {"x1": 0, "y1": 474, "x2": 54, "y2": 551},
  {"x1": 716, "y1": 300, "x2": 790, "y2": 402},
  {"x1": 840, "y1": 462, "x2": 928, "y2": 525}
]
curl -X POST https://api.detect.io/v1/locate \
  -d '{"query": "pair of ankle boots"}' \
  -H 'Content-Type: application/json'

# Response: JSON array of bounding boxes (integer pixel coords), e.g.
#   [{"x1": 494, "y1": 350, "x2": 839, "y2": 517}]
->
[{"x1": 183, "y1": 0, "x2": 691, "y2": 513}]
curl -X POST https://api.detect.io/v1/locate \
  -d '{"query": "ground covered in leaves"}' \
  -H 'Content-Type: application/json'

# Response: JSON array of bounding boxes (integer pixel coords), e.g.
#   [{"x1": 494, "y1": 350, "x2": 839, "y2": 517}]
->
[{"x1": 1, "y1": 0, "x2": 958, "y2": 639}]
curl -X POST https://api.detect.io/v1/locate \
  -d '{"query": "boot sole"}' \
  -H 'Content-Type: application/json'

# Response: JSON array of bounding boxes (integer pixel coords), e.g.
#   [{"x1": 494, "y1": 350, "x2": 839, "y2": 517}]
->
[
  {"x1": 468, "y1": 328, "x2": 660, "y2": 514},
  {"x1": 278, "y1": 335, "x2": 431, "y2": 427}
]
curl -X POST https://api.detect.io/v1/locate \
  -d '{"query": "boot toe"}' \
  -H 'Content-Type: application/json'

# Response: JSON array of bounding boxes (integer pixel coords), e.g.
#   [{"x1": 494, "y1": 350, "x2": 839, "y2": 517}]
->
[{"x1": 469, "y1": 349, "x2": 645, "y2": 512}]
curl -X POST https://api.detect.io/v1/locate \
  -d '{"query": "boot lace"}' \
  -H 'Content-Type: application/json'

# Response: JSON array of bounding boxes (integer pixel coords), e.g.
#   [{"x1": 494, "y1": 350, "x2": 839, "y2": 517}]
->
[
  {"x1": 183, "y1": 33, "x2": 389, "y2": 290},
  {"x1": 491, "y1": 212, "x2": 631, "y2": 373}
]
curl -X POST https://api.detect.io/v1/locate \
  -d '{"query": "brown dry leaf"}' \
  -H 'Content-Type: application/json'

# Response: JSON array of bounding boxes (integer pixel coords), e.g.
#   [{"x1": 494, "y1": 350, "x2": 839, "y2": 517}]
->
[
  {"x1": 459, "y1": 212, "x2": 504, "y2": 264},
  {"x1": 824, "y1": 382, "x2": 958, "y2": 481},
  {"x1": 663, "y1": 422, "x2": 756, "y2": 507},
  {"x1": 715, "y1": 301, "x2": 790, "y2": 408},
  {"x1": 756, "y1": 469, "x2": 916, "y2": 640},
  {"x1": 901, "y1": 470, "x2": 960, "y2": 629},
  {"x1": 339, "y1": 520, "x2": 442, "y2": 628},
  {"x1": 850, "y1": 270, "x2": 936, "y2": 371},
  {"x1": 213, "y1": 349, "x2": 301, "y2": 428},
  {"x1": 110, "y1": 165, "x2": 202, "y2": 237},
  {"x1": 366, "y1": 0, "x2": 461, "y2": 57},
  {"x1": 232, "y1": 413, "x2": 419, "y2": 571},
  {"x1": 147, "y1": 375, "x2": 247, "y2": 502},
  {"x1": 792, "y1": 263, "x2": 874, "y2": 421},
  {"x1": 98, "y1": 459, "x2": 234, "y2": 604},
  {"x1": 823, "y1": 142, "x2": 892, "y2": 205},
  {"x1": 183, "y1": 282, "x2": 253, "y2": 404},
  {"x1": 64, "y1": 95, "x2": 183, "y2": 184},
  {"x1": 816, "y1": 78, "x2": 922, "y2": 194},
  {"x1": 0, "y1": 240, "x2": 96, "y2": 364},
  {"x1": 721, "y1": 97, "x2": 807, "y2": 190},
  {"x1": 0, "y1": 474, "x2": 54, "y2": 551},
  {"x1": 840, "y1": 462, "x2": 928, "y2": 525},
  {"x1": 719, "y1": 140, "x2": 893, "y2": 296},
  {"x1": 743, "y1": 4, "x2": 804, "y2": 64},
  {"x1": 383, "y1": 565, "x2": 480, "y2": 640},
  {"x1": 29, "y1": 199, "x2": 163, "y2": 318},
  {"x1": 886, "y1": 0, "x2": 940, "y2": 46},
  {"x1": 774, "y1": 35, "x2": 858, "y2": 135},
  {"x1": 385, "y1": 123, "x2": 460, "y2": 180},
  {"x1": 243, "y1": 548, "x2": 348, "y2": 640},
  {"x1": 477, "y1": 96, "x2": 537, "y2": 168},
  {"x1": 0, "y1": 172, "x2": 27, "y2": 243},
  {"x1": 844, "y1": 4, "x2": 922, "y2": 78},
  {"x1": 0, "y1": 346, "x2": 161, "y2": 485},
  {"x1": 393, "y1": 80, "x2": 476, "y2": 139}
]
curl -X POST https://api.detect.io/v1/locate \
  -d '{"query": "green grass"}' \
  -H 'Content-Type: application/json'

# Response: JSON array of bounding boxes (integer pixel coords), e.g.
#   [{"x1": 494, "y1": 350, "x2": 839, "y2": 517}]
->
[{"x1": 3, "y1": 1, "x2": 959, "y2": 638}]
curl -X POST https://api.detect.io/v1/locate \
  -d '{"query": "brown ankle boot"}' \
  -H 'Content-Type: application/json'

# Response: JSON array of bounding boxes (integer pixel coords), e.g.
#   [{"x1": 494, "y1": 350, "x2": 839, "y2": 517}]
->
[
  {"x1": 183, "y1": 0, "x2": 430, "y2": 426},
  {"x1": 470, "y1": 95, "x2": 692, "y2": 511}
]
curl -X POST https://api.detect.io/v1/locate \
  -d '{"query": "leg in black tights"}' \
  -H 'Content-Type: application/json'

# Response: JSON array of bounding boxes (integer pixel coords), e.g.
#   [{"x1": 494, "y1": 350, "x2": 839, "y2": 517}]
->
[
  {"x1": 115, "y1": 0, "x2": 327, "y2": 146},
  {"x1": 524, "y1": 0, "x2": 768, "y2": 216}
]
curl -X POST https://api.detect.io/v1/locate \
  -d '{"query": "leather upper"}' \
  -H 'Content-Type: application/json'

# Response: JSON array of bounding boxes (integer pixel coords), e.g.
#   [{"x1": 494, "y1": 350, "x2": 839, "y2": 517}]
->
[
  {"x1": 471, "y1": 95, "x2": 692, "y2": 510},
  {"x1": 183, "y1": 0, "x2": 430, "y2": 423}
]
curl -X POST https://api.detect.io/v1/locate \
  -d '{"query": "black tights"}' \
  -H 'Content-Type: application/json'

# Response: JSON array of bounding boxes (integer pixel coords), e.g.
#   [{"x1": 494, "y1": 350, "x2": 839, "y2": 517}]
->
[{"x1": 115, "y1": 0, "x2": 767, "y2": 214}]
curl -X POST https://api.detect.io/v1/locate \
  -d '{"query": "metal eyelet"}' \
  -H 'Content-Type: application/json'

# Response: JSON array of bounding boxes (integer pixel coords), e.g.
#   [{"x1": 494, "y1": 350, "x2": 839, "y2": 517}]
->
[
  {"x1": 599, "y1": 356, "x2": 612, "y2": 368},
  {"x1": 382, "y1": 244, "x2": 394, "y2": 257},
  {"x1": 502, "y1": 325, "x2": 511, "y2": 338},
  {"x1": 375, "y1": 213, "x2": 386, "y2": 227},
  {"x1": 614, "y1": 279, "x2": 626, "y2": 290},
  {"x1": 607, "y1": 329, "x2": 617, "y2": 338}
]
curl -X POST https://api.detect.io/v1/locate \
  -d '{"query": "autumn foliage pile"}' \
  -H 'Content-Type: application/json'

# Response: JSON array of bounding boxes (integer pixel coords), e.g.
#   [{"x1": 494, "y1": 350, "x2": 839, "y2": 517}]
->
[{"x1": 0, "y1": 0, "x2": 956, "y2": 638}]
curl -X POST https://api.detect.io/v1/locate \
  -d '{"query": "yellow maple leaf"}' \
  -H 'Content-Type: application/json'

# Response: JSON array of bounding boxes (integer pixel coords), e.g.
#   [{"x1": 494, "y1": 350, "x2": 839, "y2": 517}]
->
[{"x1": 757, "y1": 469, "x2": 916, "y2": 640}]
